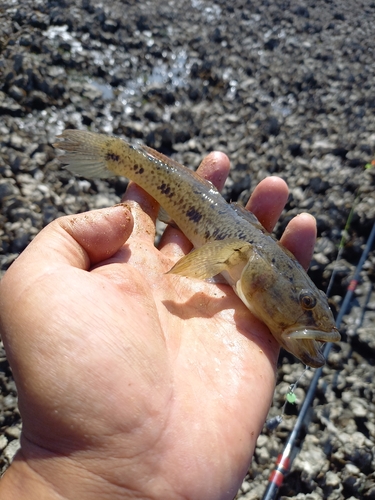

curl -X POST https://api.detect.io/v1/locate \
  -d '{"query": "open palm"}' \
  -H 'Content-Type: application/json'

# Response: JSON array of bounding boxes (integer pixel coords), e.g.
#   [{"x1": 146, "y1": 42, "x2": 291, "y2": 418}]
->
[{"x1": 0, "y1": 152, "x2": 316, "y2": 500}]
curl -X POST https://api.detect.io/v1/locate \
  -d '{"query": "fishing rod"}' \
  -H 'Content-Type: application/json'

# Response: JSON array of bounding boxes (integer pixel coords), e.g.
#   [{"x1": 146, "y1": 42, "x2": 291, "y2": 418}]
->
[{"x1": 262, "y1": 219, "x2": 375, "y2": 500}]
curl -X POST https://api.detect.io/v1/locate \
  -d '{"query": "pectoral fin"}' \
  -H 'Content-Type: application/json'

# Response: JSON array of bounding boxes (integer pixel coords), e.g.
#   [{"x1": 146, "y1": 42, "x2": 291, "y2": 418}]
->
[
  {"x1": 157, "y1": 207, "x2": 179, "y2": 229},
  {"x1": 167, "y1": 238, "x2": 253, "y2": 280}
]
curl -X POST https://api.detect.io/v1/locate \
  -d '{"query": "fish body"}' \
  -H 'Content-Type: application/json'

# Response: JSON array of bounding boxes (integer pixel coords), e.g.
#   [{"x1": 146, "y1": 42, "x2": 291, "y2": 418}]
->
[{"x1": 54, "y1": 130, "x2": 340, "y2": 367}]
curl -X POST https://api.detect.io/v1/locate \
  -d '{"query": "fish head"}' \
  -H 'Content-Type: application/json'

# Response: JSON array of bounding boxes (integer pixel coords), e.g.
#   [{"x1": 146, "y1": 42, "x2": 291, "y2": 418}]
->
[{"x1": 235, "y1": 248, "x2": 340, "y2": 367}]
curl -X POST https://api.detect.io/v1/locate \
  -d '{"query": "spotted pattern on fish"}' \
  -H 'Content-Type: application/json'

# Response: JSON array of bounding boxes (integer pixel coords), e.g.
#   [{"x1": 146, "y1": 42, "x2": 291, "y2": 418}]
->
[
  {"x1": 106, "y1": 152, "x2": 120, "y2": 163},
  {"x1": 53, "y1": 129, "x2": 341, "y2": 367},
  {"x1": 186, "y1": 207, "x2": 202, "y2": 223}
]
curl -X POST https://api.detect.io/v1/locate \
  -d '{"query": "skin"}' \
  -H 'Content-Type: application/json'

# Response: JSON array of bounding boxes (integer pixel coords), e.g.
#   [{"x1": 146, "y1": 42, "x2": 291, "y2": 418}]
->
[{"x1": 0, "y1": 151, "x2": 316, "y2": 500}]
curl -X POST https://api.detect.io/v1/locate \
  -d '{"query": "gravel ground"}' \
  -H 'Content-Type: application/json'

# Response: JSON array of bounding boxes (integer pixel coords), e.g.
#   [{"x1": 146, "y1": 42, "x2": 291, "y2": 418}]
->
[{"x1": 1, "y1": 0, "x2": 375, "y2": 498}]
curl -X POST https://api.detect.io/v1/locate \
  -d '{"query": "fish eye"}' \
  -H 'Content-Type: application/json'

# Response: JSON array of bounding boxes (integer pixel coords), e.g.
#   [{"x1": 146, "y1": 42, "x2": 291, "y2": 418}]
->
[{"x1": 299, "y1": 290, "x2": 317, "y2": 310}]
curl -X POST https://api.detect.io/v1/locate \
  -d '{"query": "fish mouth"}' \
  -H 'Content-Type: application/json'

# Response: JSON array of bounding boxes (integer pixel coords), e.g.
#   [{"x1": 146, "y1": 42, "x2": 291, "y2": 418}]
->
[{"x1": 282, "y1": 327, "x2": 341, "y2": 368}]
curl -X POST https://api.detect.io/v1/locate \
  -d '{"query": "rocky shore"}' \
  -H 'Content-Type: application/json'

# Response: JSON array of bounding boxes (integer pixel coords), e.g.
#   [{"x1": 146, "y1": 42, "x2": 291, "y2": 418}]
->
[{"x1": 1, "y1": 0, "x2": 374, "y2": 498}]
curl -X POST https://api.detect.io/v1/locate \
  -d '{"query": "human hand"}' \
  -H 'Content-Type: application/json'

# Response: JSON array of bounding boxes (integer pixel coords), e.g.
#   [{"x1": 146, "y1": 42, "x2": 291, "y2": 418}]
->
[{"x1": 0, "y1": 152, "x2": 316, "y2": 500}]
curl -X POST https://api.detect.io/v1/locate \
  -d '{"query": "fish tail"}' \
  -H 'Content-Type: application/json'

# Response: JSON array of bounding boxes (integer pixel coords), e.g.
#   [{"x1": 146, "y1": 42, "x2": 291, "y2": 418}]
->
[{"x1": 53, "y1": 129, "x2": 122, "y2": 178}]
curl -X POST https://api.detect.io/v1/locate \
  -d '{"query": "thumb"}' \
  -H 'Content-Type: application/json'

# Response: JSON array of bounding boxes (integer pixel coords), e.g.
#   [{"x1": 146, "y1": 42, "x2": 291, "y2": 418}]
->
[
  {"x1": 21, "y1": 204, "x2": 134, "y2": 272},
  {"x1": 0, "y1": 203, "x2": 134, "y2": 373},
  {"x1": 56, "y1": 204, "x2": 134, "y2": 267}
]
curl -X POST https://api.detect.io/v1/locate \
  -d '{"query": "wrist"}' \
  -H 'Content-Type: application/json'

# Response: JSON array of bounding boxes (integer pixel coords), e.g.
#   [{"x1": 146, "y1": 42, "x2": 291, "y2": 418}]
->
[
  {"x1": 0, "y1": 452, "x2": 63, "y2": 500},
  {"x1": 0, "y1": 450, "x2": 140, "y2": 500}
]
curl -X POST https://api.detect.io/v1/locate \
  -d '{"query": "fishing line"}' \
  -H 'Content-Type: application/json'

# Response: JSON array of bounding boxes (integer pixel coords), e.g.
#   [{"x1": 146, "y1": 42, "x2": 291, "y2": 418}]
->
[
  {"x1": 262, "y1": 212, "x2": 375, "y2": 499},
  {"x1": 266, "y1": 170, "x2": 368, "y2": 430},
  {"x1": 265, "y1": 197, "x2": 350, "y2": 431},
  {"x1": 327, "y1": 159, "x2": 374, "y2": 299},
  {"x1": 326, "y1": 185, "x2": 361, "y2": 297},
  {"x1": 265, "y1": 162, "x2": 373, "y2": 429},
  {"x1": 266, "y1": 367, "x2": 309, "y2": 430},
  {"x1": 265, "y1": 207, "x2": 349, "y2": 431}
]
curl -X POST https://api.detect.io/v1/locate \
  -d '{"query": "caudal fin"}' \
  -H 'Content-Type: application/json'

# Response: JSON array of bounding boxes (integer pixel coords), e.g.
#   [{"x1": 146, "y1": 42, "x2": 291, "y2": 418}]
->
[{"x1": 53, "y1": 129, "x2": 114, "y2": 178}]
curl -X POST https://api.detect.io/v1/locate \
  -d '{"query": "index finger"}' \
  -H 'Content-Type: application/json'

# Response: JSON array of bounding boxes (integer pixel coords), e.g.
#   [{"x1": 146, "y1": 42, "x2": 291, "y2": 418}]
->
[
  {"x1": 246, "y1": 176, "x2": 317, "y2": 270},
  {"x1": 245, "y1": 176, "x2": 289, "y2": 232}
]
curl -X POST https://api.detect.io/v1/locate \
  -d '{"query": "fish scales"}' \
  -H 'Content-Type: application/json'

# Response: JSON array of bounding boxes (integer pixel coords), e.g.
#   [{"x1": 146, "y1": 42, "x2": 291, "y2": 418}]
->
[
  {"x1": 54, "y1": 130, "x2": 340, "y2": 367},
  {"x1": 58, "y1": 130, "x2": 255, "y2": 247}
]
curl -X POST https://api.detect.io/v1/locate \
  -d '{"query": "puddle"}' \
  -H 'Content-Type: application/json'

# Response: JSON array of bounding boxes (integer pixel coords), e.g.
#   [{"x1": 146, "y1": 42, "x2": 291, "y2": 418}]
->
[{"x1": 89, "y1": 80, "x2": 114, "y2": 100}]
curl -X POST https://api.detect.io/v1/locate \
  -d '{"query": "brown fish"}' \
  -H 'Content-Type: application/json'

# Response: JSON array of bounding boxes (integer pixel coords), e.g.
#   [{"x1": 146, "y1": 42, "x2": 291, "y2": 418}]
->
[{"x1": 54, "y1": 130, "x2": 340, "y2": 367}]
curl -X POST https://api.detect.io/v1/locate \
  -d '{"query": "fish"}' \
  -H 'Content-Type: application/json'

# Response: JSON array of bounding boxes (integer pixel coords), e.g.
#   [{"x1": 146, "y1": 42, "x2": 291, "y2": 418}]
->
[{"x1": 53, "y1": 129, "x2": 340, "y2": 367}]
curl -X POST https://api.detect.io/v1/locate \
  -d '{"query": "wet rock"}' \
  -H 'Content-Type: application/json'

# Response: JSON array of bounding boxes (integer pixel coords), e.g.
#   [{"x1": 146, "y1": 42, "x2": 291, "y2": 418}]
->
[
  {"x1": 293, "y1": 6, "x2": 310, "y2": 18},
  {"x1": 262, "y1": 117, "x2": 280, "y2": 137},
  {"x1": 0, "y1": 436, "x2": 8, "y2": 452},
  {"x1": 24, "y1": 90, "x2": 50, "y2": 110},
  {"x1": 5, "y1": 426, "x2": 21, "y2": 440},
  {"x1": 0, "y1": 92, "x2": 24, "y2": 116},
  {"x1": 309, "y1": 176, "x2": 330, "y2": 194},
  {"x1": 288, "y1": 143, "x2": 304, "y2": 157},
  {"x1": 0, "y1": 180, "x2": 20, "y2": 200},
  {"x1": 1, "y1": 1, "x2": 375, "y2": 497},
  {"x1": 264, "y1": 38, "x2": 279, "y2": 51},
  {"x1": 3, "y1": 440, "x2": 20, "y2": 464}
]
